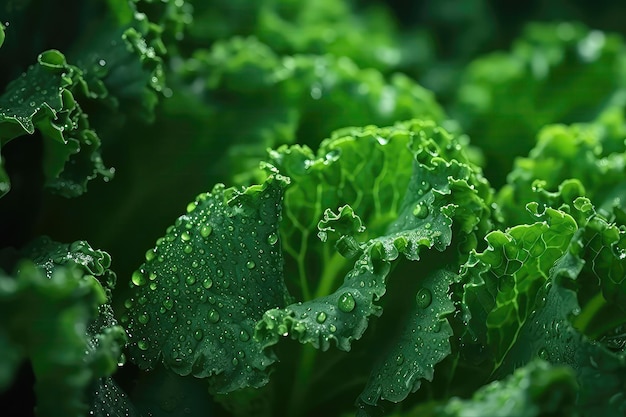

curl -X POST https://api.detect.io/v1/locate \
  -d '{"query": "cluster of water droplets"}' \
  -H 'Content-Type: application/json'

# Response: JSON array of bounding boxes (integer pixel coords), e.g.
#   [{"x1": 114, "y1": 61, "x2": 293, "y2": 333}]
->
[{"x1": 122, "y1": 179, "x2": 289, "y2": 385}]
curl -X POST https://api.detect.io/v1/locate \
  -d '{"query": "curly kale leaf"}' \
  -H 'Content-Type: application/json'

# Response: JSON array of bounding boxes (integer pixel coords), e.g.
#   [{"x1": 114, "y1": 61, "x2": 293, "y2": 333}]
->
[
  {"x1": 464, "y1": 177, "x2": 626, "y2": 392},
  {"x1": 435, "y1": 360, "x2": 579, "y2": 417},
  {"x1": 179, "y1": 37, "x2": 444, "y2": 183},
  {"x1": 0, "y1": 49, "x2": 114, "y2": 197},
  {"x1": 500, "y1": 247, "x2": 626, "y2": 416},
  {"x1": 461, "y1": 203, "x2": 578, "y2": 369},
  {"x1": 14, "y1": 237, "x2": 133, "y2": 417},
  {"x1": 498, "y1": 110, "x2": 626, "y2": 226},
  {"x1": 357, "y1": 270, "x2": 457, "y2": 409},
  {"x1": 254, "y1": 120, "x2": 492, "y2": 412},
  {"x1": 123, "y1": 170, "x2": 291, "y2": 394},
  {"x1": 0, "y1": 261, "x2": 127, "y2": 417},
  {"x1": 454, "y1": 22, "x2": 626, "y2": 184},
  {"x1": 268, "y1": 119, "x2": 491, "y2": 303},
  {"x1": 0, "y1": 0, "x2": 183, "y2": 198},
  {"x1": 186, "y1": 0, "x2": 419, "y2": 72}
]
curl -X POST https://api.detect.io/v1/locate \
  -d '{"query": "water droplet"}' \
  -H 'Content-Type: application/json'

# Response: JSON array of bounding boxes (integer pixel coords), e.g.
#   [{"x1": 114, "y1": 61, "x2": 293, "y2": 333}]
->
[
  {"x1": 98, "y1": 59, "x2": 106, "y2": 67},
  {"x1": 246, "y1": 260, "x2": 256, "y2": 269},
  {"x1": 186, "y1": 275, "x2": 196, "y2": 285},
  {"x1": 131, "y1": 270, "x2": 147, "y2": 286},
  {"x1": 186, "y1": 202, "x2": 197, "y2": 213},
  {"x1": 415, "y1": 288, "x2": 432, "y2": 309},
  {"x1": 208, "y1": 309, "x2": 220, "y2": 324},
  {"x1": 538, "y1": 347, "x2": 550, "y2": 360},
  {"x1": 138, "y1": 312, "x2": 150, "y2": 324},
  {"x1": 239, "y1": 330, "x2": 250, "y2": 341},
  {"x1": 338, "y1": 292, "x2": 356, "y2": 313},
  {"x1": 184, "y1": 244, "x2": 193, "y2": 254},
  {"x1": 149, "y1": 282, "x2": 157, "y2": 290},
  {"x1": 395, "y1": 354, "x2": 404, "y2": 365},
  {"x1": 413, "y1": 203, "x2": 429, "y2": 219},
  {"x1": 137, "y1": 340, "x2": 148, "y2": 351},
  {"x1": 316, "y1": 312, "x2": 327, "y2": 323},
  {"x1": 200, "y1": 225, "x2": 212, "y2": 238},
  {"x1": 202, "y1": 278, "x2": 213, "y2": 289},
  {"x1": 163, "y1": 298, "x2": 174, "y2": 310},
  {"x1": 145, "y1": 249, "x2": 156, "y2": 261},
  {"x1": 181, "y1": 231, "x2": 191, "y2": 241},
  {"x1": 329, "y1": 324, "x2": 337, "y2": 332},
  {"x1": 193, "y1": 329, "x2": 203, "y2": 341},
  {"x1": 267, "y1": 233, "x2": 278, "y2": 245}
]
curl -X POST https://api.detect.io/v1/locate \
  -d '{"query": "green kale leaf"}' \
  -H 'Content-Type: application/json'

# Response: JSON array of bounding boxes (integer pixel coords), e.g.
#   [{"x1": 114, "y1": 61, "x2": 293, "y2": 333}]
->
[{"x1": 123, "y1": 170, "x2": 291, "y2": 394}]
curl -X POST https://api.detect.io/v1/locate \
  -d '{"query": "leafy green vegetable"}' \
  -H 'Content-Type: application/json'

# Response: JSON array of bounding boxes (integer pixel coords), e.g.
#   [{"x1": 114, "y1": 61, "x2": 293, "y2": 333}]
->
[
  {"x1": 0, "y1": 260, "x2": 125, "y2": 417},
  {"x1": 454, "y1": 21, "x2": 626, "y2": 184},
  {"x1": 437, "y1": 360, "x2": 579, "y2": 417},
  {"x1": 3, "y1": 2, "x2": 626, "y2": 417},
  {"x1": 123, "y1": 170, "x2": 291, "y2": 393}
]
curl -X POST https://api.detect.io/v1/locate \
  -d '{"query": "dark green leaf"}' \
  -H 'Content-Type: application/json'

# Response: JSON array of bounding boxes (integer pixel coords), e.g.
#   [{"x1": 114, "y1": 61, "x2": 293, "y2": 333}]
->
[
  {"x1": 123, "y1": 170, "x2": 291, "y2": 393},
  {"x1": 358, "y1": 270, "x2": 456, "y2": 407}
]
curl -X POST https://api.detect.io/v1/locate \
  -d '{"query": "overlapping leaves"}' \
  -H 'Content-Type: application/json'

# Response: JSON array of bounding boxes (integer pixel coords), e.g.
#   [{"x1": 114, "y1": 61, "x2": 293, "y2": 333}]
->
[
  {"x1": 179, "y1": 36, "x2": 444, "y2": 183},
  {"x1": 0, "y1": 238, "x2": 130, "y2": 417},
  {"x1": 0, "y1": 0, "x2": 182, "y2": 198},
  {"x1": 499, "y1": 107, "x2": 626, "y2": 226},
  {"x1": 454, "y1": 22, "x2": 626, "y2": 183},
  {"x1": 255, "y1": 120, "x2": 493, "y2": 410}
]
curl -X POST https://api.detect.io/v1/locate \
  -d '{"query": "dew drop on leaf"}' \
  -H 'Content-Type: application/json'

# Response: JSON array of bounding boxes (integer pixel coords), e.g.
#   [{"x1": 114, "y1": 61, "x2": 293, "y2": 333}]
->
[
  {"x1": 138, "y1": 313, "x2": 150, "y2": 324},
  {"x1": 131, "y1": 270, "x2": 147, "y2": 286},
  {"x1": 316, "y1": 312, "x2": 327, "y2": 323},
  {"x1": 202, "y1": 278, "x2": 213, "y2": 289},
  {"x1": 200, "y1": 225, "x2": 212, "y2": 238},
  {"x1": 137, "y1": 340, "x2": 148, "y2": 351},
  {"x1": 267, "y1": 233, "x2": 278, "y2": 245},
  {"x1": 181, "y1": 231, "x2": 191, "y2": 241},
  {"x1": 415, "y1": 288, "x2": 432, "y2": 309},
  {"x1": 145, "y1": 249, "x2": 156, "y2": 261},
  {"x1": 185, "y1": 275, "x2": 196, "y2": 285},
  {"x1": 412, "y1": 202, "x2": 429, "y2": 219},
  {"x1": 193, "y1": 329, "x2": 203, "y2": 341},
  {"x1": 246, "y1": 260, "x2": 256, "y2": 269},
  {"x1": 239, "y1": 330, "x2": 250, "y2": 341},
  {"x1": 338, "y1": 292, "x2": 356, "y2": 312},
  {"x1": 208, "y1": 309, "x2": 220, "y2": 324}
]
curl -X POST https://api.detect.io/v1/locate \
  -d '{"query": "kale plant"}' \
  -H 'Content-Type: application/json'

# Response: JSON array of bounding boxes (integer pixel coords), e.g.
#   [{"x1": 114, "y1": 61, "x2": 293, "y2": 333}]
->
[{"x1": 1, "y1": 1, "x2": 625, "y2": 416}]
